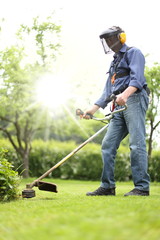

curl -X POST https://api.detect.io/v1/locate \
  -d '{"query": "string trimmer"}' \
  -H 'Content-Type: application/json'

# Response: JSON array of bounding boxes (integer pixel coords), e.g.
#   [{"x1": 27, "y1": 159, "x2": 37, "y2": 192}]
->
[{"x1": 22, "y1": 101, "x2": 127, "y2": 198}]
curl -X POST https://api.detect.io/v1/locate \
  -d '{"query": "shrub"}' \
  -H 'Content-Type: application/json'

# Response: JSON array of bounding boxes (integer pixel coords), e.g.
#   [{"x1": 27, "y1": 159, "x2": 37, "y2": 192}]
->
[
  {"x1": 29, "y1": 140, "x2": 77, "y2": 178},
  {"x1": 0, "y1": 138, "x2": 159, "y2": 182},
  {"x1": 148, "y1": 151, "x2": 160, "y2": 182},
  {"x1": 0, "y1": 149, "x2": 20, "y2": 201},
  {"x1": 60, "y1": 144, "x2": 102, "y2": 180},
  {"x1": 0, "y1": 139, "x2": 21, "y2": 171}
]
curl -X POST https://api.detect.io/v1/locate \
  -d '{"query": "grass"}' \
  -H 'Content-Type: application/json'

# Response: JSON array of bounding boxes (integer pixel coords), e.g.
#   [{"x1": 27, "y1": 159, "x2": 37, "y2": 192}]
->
[{"x1": 0, "y1": 179, "x2": 160, "y2": 240}]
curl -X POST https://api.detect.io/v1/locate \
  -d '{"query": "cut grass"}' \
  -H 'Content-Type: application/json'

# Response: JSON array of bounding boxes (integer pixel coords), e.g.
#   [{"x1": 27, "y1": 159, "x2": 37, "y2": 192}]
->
[{"x1": 0, "y1": 179, "x2": 160, "y2": 240}]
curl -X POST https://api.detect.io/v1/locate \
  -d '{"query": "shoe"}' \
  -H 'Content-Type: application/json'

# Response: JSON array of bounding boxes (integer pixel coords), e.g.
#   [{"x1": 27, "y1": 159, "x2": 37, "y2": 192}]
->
[
  {"x1": 124, "y1": 188, "x2": 149, "y2": 196},
  {"x1": 86, "y1": 187, "x2": 115, "y2": 196}
]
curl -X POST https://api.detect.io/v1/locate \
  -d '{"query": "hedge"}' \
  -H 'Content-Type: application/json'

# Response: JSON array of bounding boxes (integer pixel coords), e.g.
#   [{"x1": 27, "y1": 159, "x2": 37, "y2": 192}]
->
[
  {"x1": 0, "y1": 138, "x2": 159, "y2": 182},
  {"x1": 148, "y1": 151, "x2": 160, "y2": 182}
]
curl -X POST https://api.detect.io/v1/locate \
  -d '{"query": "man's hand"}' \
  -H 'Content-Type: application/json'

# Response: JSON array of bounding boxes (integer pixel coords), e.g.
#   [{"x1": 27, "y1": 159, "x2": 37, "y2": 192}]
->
[
  {"x1": 83, "y1": 105, "x2": 100, "y2": 119},
  {"x1": 115, "y1": 93, "x2": 128, "y2": 106},
  {"x1": 115, "y1": 86, "x2": 138, "y2": 106}
]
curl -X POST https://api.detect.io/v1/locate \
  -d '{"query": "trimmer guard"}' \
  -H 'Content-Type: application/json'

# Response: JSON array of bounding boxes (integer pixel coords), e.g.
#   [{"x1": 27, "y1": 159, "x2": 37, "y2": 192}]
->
[{"x1": 35, "y1": 181, "x2": 58, "y2": 193}]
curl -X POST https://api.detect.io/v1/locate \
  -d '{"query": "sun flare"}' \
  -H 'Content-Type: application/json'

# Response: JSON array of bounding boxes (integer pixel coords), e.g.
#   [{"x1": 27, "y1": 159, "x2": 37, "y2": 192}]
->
[{"x1": 36, "y1": 74, "x2": 69, "y2": 109}]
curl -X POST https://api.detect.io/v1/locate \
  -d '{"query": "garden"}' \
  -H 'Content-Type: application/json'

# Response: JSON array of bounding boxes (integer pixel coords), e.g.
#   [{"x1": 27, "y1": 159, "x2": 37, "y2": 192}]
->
[
  {"x1": 0, "y1": 3, "x2": 160, "y2": 240},
  {"x1": 0, "y1": 144, "x2": 160, "y2": 240}
]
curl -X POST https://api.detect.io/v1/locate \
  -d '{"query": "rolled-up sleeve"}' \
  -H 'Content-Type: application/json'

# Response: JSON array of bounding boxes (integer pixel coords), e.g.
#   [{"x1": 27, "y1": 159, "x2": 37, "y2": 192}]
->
[{"x1": 127, "y1": 48, "x2": 146, "y2": 90}]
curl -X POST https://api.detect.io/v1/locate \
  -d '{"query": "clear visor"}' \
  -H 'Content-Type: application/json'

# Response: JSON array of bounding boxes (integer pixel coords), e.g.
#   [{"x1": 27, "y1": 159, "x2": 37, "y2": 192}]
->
[{"x1": 100, "y1": 38, "x2": 113, "y2": 54}]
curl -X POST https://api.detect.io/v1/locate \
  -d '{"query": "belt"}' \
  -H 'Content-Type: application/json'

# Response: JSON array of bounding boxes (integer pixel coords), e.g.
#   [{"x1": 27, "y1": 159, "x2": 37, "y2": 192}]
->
[
  {"x1": 113, "y1": 85, "x2": 150, "y2": 96},
  {"x1": 136, "y1": 85, "x2": 150, "y2": 95}
]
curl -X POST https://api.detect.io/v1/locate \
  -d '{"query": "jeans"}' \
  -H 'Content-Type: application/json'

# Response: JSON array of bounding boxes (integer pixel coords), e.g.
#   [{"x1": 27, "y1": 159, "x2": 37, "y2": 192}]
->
[{"x1": 100, "y1": 89, "x2": 150, "y2": 191}]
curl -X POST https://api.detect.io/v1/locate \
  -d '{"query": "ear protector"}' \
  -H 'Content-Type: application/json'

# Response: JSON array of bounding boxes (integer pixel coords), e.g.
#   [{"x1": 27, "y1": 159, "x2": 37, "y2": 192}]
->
[{"x1": 118, "y1": 32, "x2": 126, "y2": 44}]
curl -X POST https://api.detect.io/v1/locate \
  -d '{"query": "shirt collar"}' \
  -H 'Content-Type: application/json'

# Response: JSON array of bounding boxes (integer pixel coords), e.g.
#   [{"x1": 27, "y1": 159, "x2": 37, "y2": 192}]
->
[
  {"x1": 119, "y1": 43, "x2": 128, "y2": 53},
  {"x1": 113, "y1": 44, "x2": 128, "y2": 59}
]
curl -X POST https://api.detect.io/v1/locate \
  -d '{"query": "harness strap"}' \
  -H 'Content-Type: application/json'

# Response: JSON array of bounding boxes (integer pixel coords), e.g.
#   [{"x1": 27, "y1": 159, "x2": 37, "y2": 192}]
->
[
  {"x1": 115, "y1": 71, "x2": 130, "y2": 79},
  {"x1": 110, "y1": 47, "x2": 132, "y2": 84}
]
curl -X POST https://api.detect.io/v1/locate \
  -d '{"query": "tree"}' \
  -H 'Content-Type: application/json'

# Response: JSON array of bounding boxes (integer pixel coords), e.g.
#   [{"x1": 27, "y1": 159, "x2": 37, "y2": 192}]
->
[
  {"x1": 0, "y1": 15, "x2": 61, "y2": 178},
  {"x1": 145, "y1": 63, "x2": 160, "y2": 159}
]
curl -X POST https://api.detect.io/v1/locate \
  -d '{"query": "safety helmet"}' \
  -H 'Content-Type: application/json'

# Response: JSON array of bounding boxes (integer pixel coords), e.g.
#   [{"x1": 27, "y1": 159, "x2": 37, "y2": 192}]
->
[{"x1": 99, "y1": 26, "x2": 126, "y2": 54}]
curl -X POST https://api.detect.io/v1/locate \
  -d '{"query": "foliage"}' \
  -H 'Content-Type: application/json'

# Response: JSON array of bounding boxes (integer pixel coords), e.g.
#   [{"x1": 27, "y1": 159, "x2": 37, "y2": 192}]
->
[
  {"x1": 0, "y1": 148, "x2": 20, "y2": 201},
  {"x1": 145, "y1": 63, "x2": 160, "y2": 158},
  {"x1": 1, "y1": 138, "x2": 160, "y2": 182},
  {"x1": 148, "y1": 150, "x2": 160, "y2": 182},
  {"x1": 0, "y1": 138, "x2": 131, "y2": 181},
  {"x1": 25, "y1": 140, "x2": 130, "y2": 181},
  {"x1": 114, "y1": 146, "x2": 131, "y2": 181},
  {"x1": 0, "y1": 14, "x2": 61, "y2": 177},
  {"x1": 46, "y1": 108, "x2": 106, "y2": 144},
  {"x1": 17, "y1": 15, "x2": 61, "y2": 66}
]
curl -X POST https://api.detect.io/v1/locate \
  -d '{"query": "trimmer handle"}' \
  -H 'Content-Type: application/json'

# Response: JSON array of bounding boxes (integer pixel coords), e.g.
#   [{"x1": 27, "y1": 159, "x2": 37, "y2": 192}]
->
[
  {"x1": 110, "y1": 94, "x2": 117, "y2": 112},
  {"x1": 76, "y1": 109, "x2": 93, "y2": 119},
  {"x1": 76, "y1": 109, "x2": 84, "y2": 117},
  {"x1": 110, "y1": 94, "x2": 117, "y2": 101},
  {"x1": 76, "y1": 102, "x2": 127, "y2": 122}
]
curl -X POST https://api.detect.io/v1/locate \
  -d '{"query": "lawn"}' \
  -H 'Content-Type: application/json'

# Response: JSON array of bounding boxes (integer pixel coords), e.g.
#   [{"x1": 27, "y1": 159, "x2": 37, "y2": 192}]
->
[{"x1": 0, "y1": 179, "x2": 160, "y2": 240}]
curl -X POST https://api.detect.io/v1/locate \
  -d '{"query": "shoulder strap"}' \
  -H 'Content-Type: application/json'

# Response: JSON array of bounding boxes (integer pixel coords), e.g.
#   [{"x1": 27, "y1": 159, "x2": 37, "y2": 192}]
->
[
  {"x1": 123, "y1": 47, "x2": 133, "y2": 64},
  {"x1": 126, "y1": 46, "x2": 132, "y2": 51},
  {"x1": 108, "y1": 47, "x2": 133, "y2": 77},
  {"x1": 112, "y1": 47, "x2": 131, "y2": 72},
  {"x1": 119, "y1": 46, "x2": 132, "y2": 58}
]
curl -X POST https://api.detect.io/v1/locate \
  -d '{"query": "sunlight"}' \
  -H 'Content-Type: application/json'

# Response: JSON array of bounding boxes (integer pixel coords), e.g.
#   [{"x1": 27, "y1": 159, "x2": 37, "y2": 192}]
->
[{"x1": 36, "y1": 74, "x2": 70, "y2": 109}]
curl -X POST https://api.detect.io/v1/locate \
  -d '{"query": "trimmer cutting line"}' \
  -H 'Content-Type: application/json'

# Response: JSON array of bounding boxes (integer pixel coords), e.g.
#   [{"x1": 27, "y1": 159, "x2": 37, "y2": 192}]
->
[{"x1": 22, "y1": 100, "x2": 127, "y2": 198}]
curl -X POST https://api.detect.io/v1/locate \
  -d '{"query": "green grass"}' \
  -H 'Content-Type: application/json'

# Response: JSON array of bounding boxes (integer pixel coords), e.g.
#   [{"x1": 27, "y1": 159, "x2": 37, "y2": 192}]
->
[{"x1": 0, "y1": 179, "x2": 160, "y2": 240}]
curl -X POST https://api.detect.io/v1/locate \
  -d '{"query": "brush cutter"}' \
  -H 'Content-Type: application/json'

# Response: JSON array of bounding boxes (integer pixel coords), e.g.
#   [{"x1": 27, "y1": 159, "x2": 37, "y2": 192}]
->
[{"x1": 22, "y1": 100, "x2": 127, "y2": 198}]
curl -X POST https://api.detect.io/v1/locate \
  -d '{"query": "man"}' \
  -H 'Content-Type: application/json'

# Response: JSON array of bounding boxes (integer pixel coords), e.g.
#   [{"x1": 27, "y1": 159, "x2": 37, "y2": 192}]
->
[{"x1": 83, "y1": 26, "x2": 150, "y2": 196}]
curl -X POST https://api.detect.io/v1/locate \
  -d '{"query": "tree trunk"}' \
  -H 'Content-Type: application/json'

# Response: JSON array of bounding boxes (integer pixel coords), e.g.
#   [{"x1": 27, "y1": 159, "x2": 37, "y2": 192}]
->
[
  {"x1": 22, "y1": 151, "x2": 30, "y2": 178},
  {"x1": 148, "y1": 121, "x2": 154, "y2": 161}
]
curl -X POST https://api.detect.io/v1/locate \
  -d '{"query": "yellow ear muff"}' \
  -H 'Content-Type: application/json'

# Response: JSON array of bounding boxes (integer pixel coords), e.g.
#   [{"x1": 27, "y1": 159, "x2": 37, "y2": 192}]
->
[{"x1": 119, "y1": 32, "x2": 126, "y2": 44}]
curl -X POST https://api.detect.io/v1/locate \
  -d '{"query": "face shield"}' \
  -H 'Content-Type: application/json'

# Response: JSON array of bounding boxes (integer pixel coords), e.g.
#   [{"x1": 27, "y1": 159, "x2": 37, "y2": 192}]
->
[
  {"x1": 100, "y1": 37, "x2": 121, "y2": 54},
  {"x1": 100, "y1": 38, "x2": 113, "y2": 54},
  {"x1": 99, "y1": 26, "x2": 124, "y2": 54}
]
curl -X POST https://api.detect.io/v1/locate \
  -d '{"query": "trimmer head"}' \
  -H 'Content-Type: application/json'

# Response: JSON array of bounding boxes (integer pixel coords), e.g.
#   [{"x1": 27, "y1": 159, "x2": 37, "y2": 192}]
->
[
  {"x1": 22, "y1": 181, "x2": 58, "y2": 198},
  {"x1": 22, "y1": 187, "x2": 36, "y2": 198}
]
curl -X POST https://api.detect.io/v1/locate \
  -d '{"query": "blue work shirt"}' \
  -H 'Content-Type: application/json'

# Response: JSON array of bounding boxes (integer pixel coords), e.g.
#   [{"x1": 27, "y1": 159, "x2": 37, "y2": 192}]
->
[{"x1": 95, "y1": 44, "x2": 146, "y2": 109}]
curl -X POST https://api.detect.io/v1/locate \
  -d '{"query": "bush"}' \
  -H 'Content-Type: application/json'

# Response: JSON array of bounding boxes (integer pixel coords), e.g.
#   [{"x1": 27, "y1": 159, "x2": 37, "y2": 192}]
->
[
  {"x1": 148, "y1": 151, "x2": 160, "y2": 182},
  {"x1": 0, "y1": 139, "x2": 21, "y2": 171},
  {"x1": 29, "y1": 140, "x2": 77, "y2": 178},
  {"x1": 60, "y1": 144, "x2": 102, "y2": 180},
  {"x1": 0, "y1": 138, "x2": 159, "y2": 182},
  {"x1": 29, "y1": 140, "x2": 131, "y2": 181},
  {"x1": 0, "y1": 149, "x2": 20, "y2": 201},
  {"x1": 115, "y1": 154, "x2": 131, "y2": 181}
]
